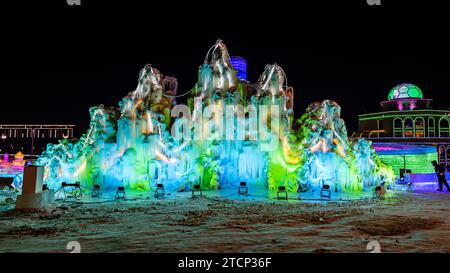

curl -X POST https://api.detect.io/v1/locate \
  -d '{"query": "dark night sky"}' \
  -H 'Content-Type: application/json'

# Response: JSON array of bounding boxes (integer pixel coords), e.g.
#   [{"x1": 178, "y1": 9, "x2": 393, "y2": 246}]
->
[{"x1": 0, "y1": 1, "x2": 448, "y2": 136}]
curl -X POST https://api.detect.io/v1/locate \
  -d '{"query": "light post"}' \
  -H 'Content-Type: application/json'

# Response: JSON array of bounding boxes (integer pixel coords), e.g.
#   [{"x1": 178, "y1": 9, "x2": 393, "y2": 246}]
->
[
  {"x1": 400, "y1": 154, "x2": 406, "y2": 171},
  {"x1": 1, "y1": 134, "x2": 7, "y2": 154},
  {"x1": 0, "y1": 134, "x2": 6, "y2": 166},
  {"x1": 30, "y1": 128, "x2": 35, "y2": 156},
  {"x1": 399, "y1": 154, "x2": 407, "y2": 182}
]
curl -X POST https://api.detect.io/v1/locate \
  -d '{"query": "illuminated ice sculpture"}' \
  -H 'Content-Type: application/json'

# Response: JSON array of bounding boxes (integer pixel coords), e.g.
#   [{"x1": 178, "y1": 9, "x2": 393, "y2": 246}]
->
[{"x1": 36, "y1": 40, "x2": 394, "y2": 193}]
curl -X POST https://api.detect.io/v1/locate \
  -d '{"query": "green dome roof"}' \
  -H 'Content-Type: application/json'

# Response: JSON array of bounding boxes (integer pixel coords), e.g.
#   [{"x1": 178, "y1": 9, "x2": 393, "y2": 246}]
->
[{"x1": 388, "y1": 83, "x2": 423, "y2": 100}]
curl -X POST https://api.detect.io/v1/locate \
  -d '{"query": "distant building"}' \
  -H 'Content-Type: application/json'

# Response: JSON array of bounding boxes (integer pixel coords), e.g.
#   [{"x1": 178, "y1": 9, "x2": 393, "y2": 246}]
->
[
  {"x1": 230, "y1": 56, "x2": 247, "y2": 81},
  {"x1": 0, "y1": 124, "x2": 75, "y2": 156},
  {"x1": 358, "y1": 83, "x2": 450, "y2": 176}
]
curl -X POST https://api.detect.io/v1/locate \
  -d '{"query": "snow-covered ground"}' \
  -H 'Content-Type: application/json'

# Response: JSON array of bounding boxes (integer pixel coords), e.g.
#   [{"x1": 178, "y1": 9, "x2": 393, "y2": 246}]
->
[{"x1": 0, "y1": 186, "x2": 449, "y2": 253}]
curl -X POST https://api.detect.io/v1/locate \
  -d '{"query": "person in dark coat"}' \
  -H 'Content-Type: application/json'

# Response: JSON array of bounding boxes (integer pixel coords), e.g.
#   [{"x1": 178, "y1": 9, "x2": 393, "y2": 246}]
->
[{"x1": 431, "y1": 160, "x2": 450, "y2": 192}]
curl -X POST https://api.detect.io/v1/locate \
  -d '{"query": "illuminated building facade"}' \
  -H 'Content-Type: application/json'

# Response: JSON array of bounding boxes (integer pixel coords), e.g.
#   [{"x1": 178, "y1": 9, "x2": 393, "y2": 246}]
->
[
  {"x1": 358, "y1": 83, "x2": 450, "y2": 177},
  {"x1": 230, "y1": 56, "x2": 247, "y2": 81}
]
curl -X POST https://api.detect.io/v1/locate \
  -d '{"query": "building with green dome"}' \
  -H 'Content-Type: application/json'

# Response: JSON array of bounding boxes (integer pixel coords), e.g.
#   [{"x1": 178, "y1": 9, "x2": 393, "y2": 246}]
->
[
  {"x1": 358, "y1": 84, "x2": 450, "y2": 178},
  {"x1": 387, "y1": 83, "x2": 424, "y2": 100}
]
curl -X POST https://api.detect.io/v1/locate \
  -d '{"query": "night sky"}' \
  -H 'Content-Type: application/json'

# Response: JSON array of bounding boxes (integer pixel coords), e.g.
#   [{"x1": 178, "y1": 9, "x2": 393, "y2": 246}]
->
[{"x1": 1, "y1": 1, "x2": 448, "y2": 136}]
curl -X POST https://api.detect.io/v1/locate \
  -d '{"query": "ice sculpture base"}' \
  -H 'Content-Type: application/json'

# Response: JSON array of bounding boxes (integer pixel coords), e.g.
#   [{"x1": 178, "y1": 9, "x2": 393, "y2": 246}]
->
[{"x1": 16, "y1": 190, "x2": 55, "y2": 210}]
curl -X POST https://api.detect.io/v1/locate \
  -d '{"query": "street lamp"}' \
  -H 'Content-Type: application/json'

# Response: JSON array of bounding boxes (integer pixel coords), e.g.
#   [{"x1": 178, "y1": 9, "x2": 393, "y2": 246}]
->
[
  {"x1": 0, "y1": 134, "x2": 5, "y2": 156},
  {"x1": 1, "y1": 134, "x2": 7, "y2": 153},
  {"x1": 30, "y1": 128, "x2": 35, "y2": 156}
]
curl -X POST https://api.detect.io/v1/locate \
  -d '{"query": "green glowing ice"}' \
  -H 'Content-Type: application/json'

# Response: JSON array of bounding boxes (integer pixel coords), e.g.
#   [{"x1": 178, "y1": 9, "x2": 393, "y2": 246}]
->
[{"x1": 378, "y1": 153, "x2": 437, "y2": 175}]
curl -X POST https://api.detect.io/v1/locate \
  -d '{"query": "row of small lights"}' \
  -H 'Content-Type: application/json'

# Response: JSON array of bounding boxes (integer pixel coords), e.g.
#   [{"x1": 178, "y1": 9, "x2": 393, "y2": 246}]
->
[{"x1": 1, "y1": 134, "x2": 28, "y2": 153}]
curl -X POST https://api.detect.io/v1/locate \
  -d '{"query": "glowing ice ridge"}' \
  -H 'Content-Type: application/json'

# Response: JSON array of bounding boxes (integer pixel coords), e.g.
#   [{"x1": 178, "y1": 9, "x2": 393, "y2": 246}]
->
[{"x1": 36, "y1": 40, "x2": 394, "y2": 193}]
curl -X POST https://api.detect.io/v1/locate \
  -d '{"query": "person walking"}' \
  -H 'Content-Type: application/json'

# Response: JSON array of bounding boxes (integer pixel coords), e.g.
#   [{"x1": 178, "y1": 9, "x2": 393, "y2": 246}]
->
[{"x1": 431, "y1": 160, "x2": 450, "y2": 192}]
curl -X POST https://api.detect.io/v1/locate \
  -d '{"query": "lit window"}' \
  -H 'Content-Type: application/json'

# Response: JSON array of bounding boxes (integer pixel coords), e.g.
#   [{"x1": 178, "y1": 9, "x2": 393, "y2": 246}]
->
[
  {"x1": 404, "y1": 118, "x2": 413, "y2": 138},
  {"x1": 439, "y1": 117, "x2": 450, "y2": 138},
  {"x1": 428, "y1": 117, "x2": 435, "y2": 137},
  {"x1": 393, "y1": 118, "x2": 403, "y2": 137},
  {"x1": 414, "y1": 117, "x2": 425, "y2": 138}
]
